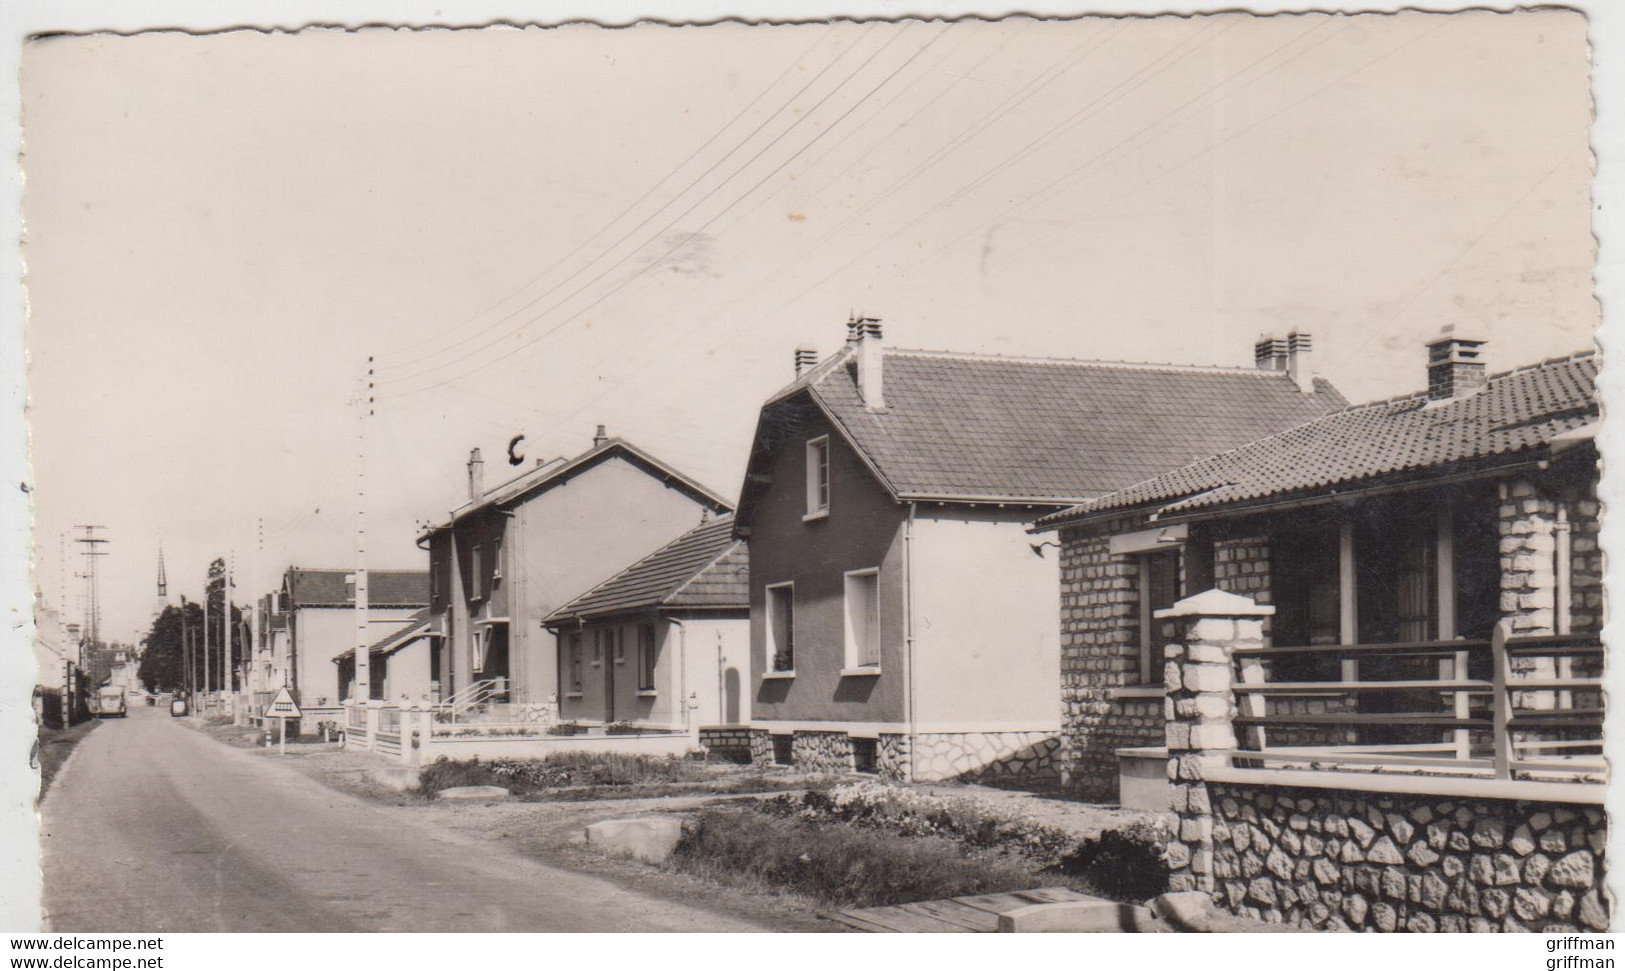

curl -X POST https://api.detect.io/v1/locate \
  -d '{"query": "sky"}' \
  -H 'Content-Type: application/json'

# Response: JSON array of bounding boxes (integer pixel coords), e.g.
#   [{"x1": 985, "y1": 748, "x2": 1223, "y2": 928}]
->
[{"x1": 21, "y1": 10, "x2": 1597, "y2": 645}]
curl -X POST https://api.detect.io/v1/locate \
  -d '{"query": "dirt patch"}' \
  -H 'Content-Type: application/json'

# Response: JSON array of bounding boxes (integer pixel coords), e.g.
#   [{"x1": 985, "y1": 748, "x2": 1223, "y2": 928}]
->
[{"x1": 35, "y1": 718, "x2": 102, "y2": 800}]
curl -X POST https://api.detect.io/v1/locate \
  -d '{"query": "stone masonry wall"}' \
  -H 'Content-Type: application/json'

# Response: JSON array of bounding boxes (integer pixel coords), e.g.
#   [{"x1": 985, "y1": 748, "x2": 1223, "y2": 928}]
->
[
  {"x1": 1206, "y1": 783, "x2": 1610, "y2": 933},
  {"x1": 1057, "y1": 520, "x2": 1162, "y2": 800},
  {"x1": 1501, "y1": 479, "x2": 1558, "y2": 636},
  {"x1": 793, "y1": 730, "x2": 854, "y2": 773},
  {"x1": 698, "y1": 727, "x2": 755, "y2": 764},
  {"x1": 748, "y1": 729, "x2": 775, "y2": 765},
  {"x1": 1567, "y1": 480, "x2": 1603, "y2": 635},
  {"x1": 906, "y1": 732, "x2": 1061, "y2": 783}
]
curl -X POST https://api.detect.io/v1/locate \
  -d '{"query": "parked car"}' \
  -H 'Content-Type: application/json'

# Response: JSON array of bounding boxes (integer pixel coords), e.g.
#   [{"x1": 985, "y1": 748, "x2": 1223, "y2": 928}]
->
[
  {"x1": 170, "y1": 698, "x2": 187, "y2": 717},
  {"x1": 94, "y1": 686, "x2": 127, "y2": 718}
]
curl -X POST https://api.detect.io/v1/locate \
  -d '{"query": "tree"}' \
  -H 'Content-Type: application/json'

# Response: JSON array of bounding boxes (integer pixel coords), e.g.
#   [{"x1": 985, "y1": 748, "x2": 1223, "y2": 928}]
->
[
  {"x1": 138, "y1": 602, "x2": 199, "y2": 693},
  {"x1": 205, "y1": 557, "x2": 245, "y2": 693}
]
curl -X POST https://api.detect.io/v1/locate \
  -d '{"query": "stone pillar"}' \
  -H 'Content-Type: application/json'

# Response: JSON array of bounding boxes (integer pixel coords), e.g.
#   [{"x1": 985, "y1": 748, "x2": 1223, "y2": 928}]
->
[
  {"x1": 1500, "y1": 479, "x2": 1558, "y2": 709},
  {"x1": 363, "y1": 700, "x2": 381, "y2": 753},
  {"x1": 1158, "y1": 589, "x2": 1275, "y2": 893}
]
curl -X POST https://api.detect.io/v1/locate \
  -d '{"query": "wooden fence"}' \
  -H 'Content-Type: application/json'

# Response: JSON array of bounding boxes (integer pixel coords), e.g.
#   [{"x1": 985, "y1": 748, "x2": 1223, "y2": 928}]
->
[{"x1": 1225, "y1": 620, "x2": 1604, "y2": 786}]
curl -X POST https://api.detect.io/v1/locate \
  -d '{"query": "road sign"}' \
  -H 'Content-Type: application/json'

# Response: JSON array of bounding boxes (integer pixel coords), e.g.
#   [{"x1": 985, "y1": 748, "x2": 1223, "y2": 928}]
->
[{"x1": 266, "y1": 686, "x2": 301, "y2": 718}]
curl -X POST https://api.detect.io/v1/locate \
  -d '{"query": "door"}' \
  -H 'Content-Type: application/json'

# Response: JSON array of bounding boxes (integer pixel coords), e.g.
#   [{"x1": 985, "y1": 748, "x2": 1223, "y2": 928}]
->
[{"x1": 603, "y1": 638, "x2": 616, "y2": 724}]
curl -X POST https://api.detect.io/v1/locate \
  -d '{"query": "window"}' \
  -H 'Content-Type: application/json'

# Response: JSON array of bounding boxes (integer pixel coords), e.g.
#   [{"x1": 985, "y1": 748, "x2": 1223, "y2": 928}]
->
[
  {"x1": 568, "y1": 633, "x2": 583, "y2": 693},
  {"x1": 471, "y1": 627, "x2": 487, "y2": 673},
  {"x1": 614, "y1": 627, "x2": 627, "y2": 664},
  {"x1": 767, "y1": 583, "x2": 795, "y2": 672},
  {"x1": 843, "y1": 569, "x2": 881, "y2": 669},
  {"x1": 593, "y1": 628, "x2": 605, "y2": 665},
  {"x1": 1138, "y1": 551, "x2": 1180, "y2": 685},
  {"x1": 851, "y1": 737, "x2": 878, "y2": 774},
  {"x1": 471, "y1": 545, "x2": 484, "y2": 600},
  {"x1": 638, "y1": 624, "x2": 658, "y2": 691},
  {"x1": 805, "y1": 437, "x2": 830, "y2": 518},
  {"x1": 491, "y1": 537, "x2": 503, "y2": 583},
  {"x1": 771, "y1": 735, "x2": 794, "y2": 766}
]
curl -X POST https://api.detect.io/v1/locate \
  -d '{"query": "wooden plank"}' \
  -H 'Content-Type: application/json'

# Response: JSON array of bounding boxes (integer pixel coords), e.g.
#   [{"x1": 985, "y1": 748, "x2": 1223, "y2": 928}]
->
[
  {"x1": 841, "y1": 906, "x2": 972, "y2": 934},
  {"x1": 907, "y1": 899, "x2": 1001, "y2": 932},
  {"x1": 819, "y1": 910, "x2": 899, "y2": 934},
  {"x1": 1234, "y1": 713, "x2": 1491, "y2": 727},
  {"x1": 889, "y1": 903, "x2": 979, "y2": 932},
  {"x1": 1232, "y1": 679, "x2": 1491, "y2": 693},
  {"x1": 1232, "y1": 639, "x2": 1490, "y2": 659}
]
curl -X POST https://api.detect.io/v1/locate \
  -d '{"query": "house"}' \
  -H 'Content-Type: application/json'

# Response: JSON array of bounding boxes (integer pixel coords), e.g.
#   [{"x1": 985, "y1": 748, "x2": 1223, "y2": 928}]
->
[
  {"x1": 732, "y1": 318, "x2": 1348, "y2": 782},
  {"x1": 32, "y1": 595, "x2": 80, "y2": 727},
  {"x1": 334, "y1": 608, "x2": 435, "y2": 704},
  {"x1": 542, "y1": 513, "x2": 749, "y2": 741},
  {"x1": 419, "y1": 428, "x2": 733, "y2": 715},
  {"x1": 1032, "y1": 333, "x2": 1601, "y2": 800},
  {"x1": 267, "y1": 567, "x2": 429, "y2": 727}
]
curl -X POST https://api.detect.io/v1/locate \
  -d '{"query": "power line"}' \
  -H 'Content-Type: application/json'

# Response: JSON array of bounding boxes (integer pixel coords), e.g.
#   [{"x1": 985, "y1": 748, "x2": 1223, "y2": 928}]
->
[
  {"x1": 376, "y1": 26, "x2": 836, "y2": 371},
  {"x1": 376, "y1": 25, "x2": 880, "y2": 388}
]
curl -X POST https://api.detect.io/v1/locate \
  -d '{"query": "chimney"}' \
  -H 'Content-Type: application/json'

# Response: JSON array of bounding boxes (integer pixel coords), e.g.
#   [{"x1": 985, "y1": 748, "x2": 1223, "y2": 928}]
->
[
  {"x1": 467, "y1": 447, "x2": 485, "y2": 501},
  {"x1": 592, "y1": 424, "x2": 609, "y2": 448},
  {"x1": 852, "y1": 316, "x2": 885, "y2": 410},
  {"x1": 1286, "y1": 330, "x2": 1315, "y2": 394},
  {"x1": 794, "y1": 346, "x2": 819, "y2": 377},
  {"x1": 1254, "y1": 335, "x2": 1289, "y2": 371},
  {"x1": 1425, "y1": 327, "x2": 1487, "y2": 401}
]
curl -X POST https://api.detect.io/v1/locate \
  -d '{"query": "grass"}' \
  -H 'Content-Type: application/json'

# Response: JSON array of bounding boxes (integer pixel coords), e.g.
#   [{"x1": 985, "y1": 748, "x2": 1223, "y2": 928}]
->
[
  {"x1": 416, "y1": 752, "x2": 716, "y2": 796},
  {"x1": 35, "y1": 718, "x2": 102, "y2": 800},
  {"x1": 669, "y1": 809, "x2": 1052, "y2": 908}
]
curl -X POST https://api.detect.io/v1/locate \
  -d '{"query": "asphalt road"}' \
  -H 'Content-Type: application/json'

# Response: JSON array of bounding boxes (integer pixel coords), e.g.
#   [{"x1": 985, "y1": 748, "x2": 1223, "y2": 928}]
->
[{"x1": 41, "y1": 708, "x2": 769, "y2": 932}]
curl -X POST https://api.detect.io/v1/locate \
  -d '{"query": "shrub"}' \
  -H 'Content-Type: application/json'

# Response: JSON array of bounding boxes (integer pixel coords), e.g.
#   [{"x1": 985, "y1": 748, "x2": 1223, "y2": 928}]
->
[
  {"x1": 1053, "y1": 821, "x2": 1171, "y2": 901},
  {"x1": 604, "y1": 721, "x2": 641, "y2": 735},
  {"x1": 547, "y1": 722, "x2": 587, "y2": 736},
  {"x1": 671, "y1": 809, "x2": 1046, "y2": 908},
  {"x1": 415, "y1": 751, "x2": 712, "y2": 796}
]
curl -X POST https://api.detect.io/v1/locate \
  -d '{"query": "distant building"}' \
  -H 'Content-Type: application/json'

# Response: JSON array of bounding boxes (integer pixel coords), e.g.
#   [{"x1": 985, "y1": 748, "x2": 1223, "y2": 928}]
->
[
  {"x1": 733, "y1": 319, "x2": 1347, "y2": 781},
  {"x1": 418, "y1": 428, "x2": 733, "y2": 711},
  {"x1": 543, "y1": 514, "x2": 749, "y2": 733}
]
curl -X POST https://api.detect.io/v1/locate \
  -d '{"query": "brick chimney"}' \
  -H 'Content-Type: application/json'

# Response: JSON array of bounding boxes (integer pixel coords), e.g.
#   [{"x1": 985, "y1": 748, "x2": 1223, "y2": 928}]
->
[
  {"x1": 852, "y1": 316, "x2": 885, "y2": 410},
  {"x1": 794, "y1": 346, "x2": 819, "y2": 377},
  {"x1": 1286, "y1": 330, "x2": 1315, "y2": 394},
  {"x1": 466, "y1": 447, "x2": 485, "y2": 502},
  {"x1": 1254, "y1": 335, "x2": 1289, "y2": 371},
  {"x1": 593, "y1": 424, "x2": 609, "y2": 448},
  {"x1": 1425, "y1": 328, "x2": 1487, "y2": 401}
]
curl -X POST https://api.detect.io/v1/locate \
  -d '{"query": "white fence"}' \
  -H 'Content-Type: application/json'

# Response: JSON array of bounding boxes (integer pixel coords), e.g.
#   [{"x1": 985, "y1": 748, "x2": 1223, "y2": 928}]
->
[{"x1": 341, "y1": 700, "x2": 697, "y2": 764}]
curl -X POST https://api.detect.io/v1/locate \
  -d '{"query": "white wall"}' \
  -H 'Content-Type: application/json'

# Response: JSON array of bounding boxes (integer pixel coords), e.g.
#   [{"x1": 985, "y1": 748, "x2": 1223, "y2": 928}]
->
[
  {"x1": 683, "y1": 615, "x2": 750, "y2": 728},
  {"x1": 295, "y1": 607, "x2": 417, "y2": 706},
  {"x1": 908, "y1": 509, "x2": 1061, "y2": 731},
  {"x1": 384, "y1": 638, "x2": 433, "y2": 703}
]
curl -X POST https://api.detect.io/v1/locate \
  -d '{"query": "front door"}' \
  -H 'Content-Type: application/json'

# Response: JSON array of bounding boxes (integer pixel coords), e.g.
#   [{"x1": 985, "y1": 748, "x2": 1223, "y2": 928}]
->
[{"x1": 603, "y1": 638, "x2": 616, "y2": 724}]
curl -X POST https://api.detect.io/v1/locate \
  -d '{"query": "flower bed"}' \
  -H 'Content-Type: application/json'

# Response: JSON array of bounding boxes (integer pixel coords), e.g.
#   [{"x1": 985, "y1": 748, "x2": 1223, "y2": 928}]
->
[{"x1": 752, "y1": 782, "x2": 1173, "y2": 901}]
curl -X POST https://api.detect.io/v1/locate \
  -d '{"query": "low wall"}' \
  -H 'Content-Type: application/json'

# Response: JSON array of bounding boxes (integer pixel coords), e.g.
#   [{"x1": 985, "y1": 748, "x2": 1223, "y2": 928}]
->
[
  {"x1": 420, "y1": 731, "x2": 697, "y2": 763},
  {"x1": 1195, "y1": 780, "x2": 1609, "y2": 933},
  {"x1": 698, "y1": 727, "x2": 754, "y2": 764}
]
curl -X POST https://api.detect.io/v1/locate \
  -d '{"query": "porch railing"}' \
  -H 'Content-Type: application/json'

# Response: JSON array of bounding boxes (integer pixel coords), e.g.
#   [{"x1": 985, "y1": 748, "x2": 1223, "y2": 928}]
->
[
  {"x1": 1225, "y1": 620, "x2": 1604, "y2": 784},
  {"x1": 432, "y1": 677, "x2": 509, "y2": 724}
]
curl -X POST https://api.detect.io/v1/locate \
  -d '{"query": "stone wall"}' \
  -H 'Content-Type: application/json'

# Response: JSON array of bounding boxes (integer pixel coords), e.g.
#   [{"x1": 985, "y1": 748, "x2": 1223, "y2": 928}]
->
[
  {"x1": 749, "y1": 729, "x2": 775, "y2": 765},
  {"x1": 698, "y1": 727, "x2": 754, "y2": 764},
  {"x1": 1567, "y1": 482, "x2": 1603, "y2": 634},
  {"x1": 1204, "y1": 783, "x2": 1609, "y2": 933},
  {"x1": 1056, "y1": 519, "x2": 1162, "y2": 799},
  {"x1": 878, "y1": 733, "x2": 909, "y2": 780},
  {"x1": 903, "y1": 731, "x2": 1060, "y2": 783},
  {"x1": 792, "y1": 730, "x2": 854, "y2": 773},
  {"x1": 1211, "y1": 535, "x2": 1271, "y2": 614},
  {"x1": 1500, "y1": 478, "x2": 1558, "y2": 636}
]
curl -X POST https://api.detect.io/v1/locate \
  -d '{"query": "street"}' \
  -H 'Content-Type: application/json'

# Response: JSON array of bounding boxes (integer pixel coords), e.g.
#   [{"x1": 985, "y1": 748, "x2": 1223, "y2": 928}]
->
[{"x1": 40, "y1": 708, "x2": 770, "y2": 932}]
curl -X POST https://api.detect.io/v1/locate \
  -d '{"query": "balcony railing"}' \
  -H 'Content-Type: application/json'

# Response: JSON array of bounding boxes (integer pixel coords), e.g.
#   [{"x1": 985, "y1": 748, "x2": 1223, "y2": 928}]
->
[{"x1": 1224, "y1": 620, "x2": 1604, "y2": 786}]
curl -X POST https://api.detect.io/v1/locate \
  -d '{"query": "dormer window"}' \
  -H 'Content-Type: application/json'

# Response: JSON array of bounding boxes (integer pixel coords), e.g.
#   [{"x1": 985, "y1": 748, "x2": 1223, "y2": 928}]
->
[{"x1": 805, "y1": 436, "x2": 830, "y2": 520}]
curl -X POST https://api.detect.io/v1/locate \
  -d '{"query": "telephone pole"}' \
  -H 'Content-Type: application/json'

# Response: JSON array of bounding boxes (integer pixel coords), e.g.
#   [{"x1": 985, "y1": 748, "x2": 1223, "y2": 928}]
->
[
  {"x1": 73, "y1": 525, "x2": 109, "y2": 667},
  {"x1": 353, "y1": 358, "x2": 373, "y2": 703}
]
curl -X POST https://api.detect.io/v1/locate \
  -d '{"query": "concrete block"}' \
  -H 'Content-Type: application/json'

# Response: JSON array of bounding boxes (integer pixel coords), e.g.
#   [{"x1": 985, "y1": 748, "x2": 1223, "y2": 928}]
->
[
  {"x1": 436, "y1": 785, "x2": 510, "y2": 802},
  {"x1": 585, "y1": 817, "x2": 685, "y2": 864},
  {"x1": 997, "y1": 900, "x2": 1161, "y2": 933},
  {"x1": 366, "y1": 767, "x2": 423, "y2": 792}
]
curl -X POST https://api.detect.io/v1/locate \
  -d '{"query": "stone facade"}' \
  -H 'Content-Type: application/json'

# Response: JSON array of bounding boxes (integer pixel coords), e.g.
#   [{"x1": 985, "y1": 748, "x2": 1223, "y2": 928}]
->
[
  {"x1": 1568, "y1": 481, "x2": 1603, "y2": 634},
  {"x1": 698, "y1": 727, "x2": 755, "y2": 764},
  {"x1": 1056, "y1": 518, "x2": 1162, "y2": 799},
  {"x1": 1211, "y1": 535, "x2": 1271, "y2": 615},
  {"x1": 1500, "y1": 478, "x2": 1558, "y2": 636},
  {"x1": 748, "y1": 729, "x2": 775, "y2": 765},
  {"x1": 792, "y1": 730, "x2": 855, "y2": 773},
  {"x1": 903, "y1": 732, "x2": 1060, "y2": 783},
  {"x1": 1205, "y1": 783, "x2": 1609, "y2": 932}
]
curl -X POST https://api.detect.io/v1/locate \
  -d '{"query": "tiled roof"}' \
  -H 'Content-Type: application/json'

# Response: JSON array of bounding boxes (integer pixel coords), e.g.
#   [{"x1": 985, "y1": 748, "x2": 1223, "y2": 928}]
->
[
  {"x1": 741, "y1": 345, "x2": 1347, "y2": 516},
  {"x1": 333, "y1": 608, "x2": 431, "y2": 661},
  {"x1": 421, "y1": 438, "x2": 732, "y2": 539},
  {"x1": 1036, "y1": 350, "x2": 1598, "y2": 528},
  {"x1": 544, "y1": 515, "x2": 748, "y2": 624},
  {"x1": 286, "y1": 569, "x2": 430, "y2": 608}
]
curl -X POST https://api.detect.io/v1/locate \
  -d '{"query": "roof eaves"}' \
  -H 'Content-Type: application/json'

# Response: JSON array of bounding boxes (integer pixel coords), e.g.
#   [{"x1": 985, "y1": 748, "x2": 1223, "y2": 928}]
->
[{"x1": 660, "y1": 539, "x2": 747, "y2": 607}]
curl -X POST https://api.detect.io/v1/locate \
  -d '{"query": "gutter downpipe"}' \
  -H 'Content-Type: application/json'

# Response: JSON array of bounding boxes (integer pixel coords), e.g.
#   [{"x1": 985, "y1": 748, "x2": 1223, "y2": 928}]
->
[{"x1": 904, "y1": 501, "x2": 917, "y2": 781}]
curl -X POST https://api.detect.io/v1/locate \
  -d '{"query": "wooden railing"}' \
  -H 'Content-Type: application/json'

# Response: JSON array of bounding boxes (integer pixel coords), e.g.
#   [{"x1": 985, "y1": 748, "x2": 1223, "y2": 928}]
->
[{"x1": 1225, "y1": 620, "x2": 1604, "y2": 785}]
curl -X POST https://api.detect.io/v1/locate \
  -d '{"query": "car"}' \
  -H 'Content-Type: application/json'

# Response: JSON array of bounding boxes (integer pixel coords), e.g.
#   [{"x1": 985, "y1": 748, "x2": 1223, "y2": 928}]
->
[
  {"x1": 170, "y1": 698, "x2": 187, "y2": 717},
  {"x1": 94, "y1": 686, "x2": 127, "y2": 718}
]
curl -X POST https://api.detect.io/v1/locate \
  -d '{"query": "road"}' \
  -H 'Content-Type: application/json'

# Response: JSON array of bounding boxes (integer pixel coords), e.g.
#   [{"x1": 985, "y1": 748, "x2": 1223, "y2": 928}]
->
[{"x1": 41, "y1": 708, "x2": 770, "y2": 932}]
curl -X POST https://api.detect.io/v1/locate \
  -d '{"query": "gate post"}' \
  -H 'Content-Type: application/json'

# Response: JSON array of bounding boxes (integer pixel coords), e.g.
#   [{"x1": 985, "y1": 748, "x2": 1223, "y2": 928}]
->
[{"x1": 1159, "y1": 589, "x2": 1274, "y2": 893}]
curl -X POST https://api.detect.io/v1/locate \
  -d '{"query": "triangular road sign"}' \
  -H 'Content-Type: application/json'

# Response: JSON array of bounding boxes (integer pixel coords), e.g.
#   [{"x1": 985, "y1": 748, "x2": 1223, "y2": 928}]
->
[{"x1": 266, "y1": 686, "x2": 301, "y2": 718}]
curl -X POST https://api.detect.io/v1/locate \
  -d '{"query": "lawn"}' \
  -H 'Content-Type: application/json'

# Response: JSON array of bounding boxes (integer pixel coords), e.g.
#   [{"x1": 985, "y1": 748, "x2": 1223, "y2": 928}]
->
[
  {"x1": 35, "y1": 718, "x2": 102, "y2": 800},
  {"x1": 414, "y1": 752, "x2": 824, "y2": 801}
]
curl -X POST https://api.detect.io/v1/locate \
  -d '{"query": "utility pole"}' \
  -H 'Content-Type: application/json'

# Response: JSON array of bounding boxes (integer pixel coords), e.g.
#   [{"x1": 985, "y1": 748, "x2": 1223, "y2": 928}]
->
[
  {"x1": 353, "y1": 358, "x2": 373, "y2": 704},
  {"x1": 224, "y1": 549, "x2": 235, "y2": 716},
  {"x1": 203, "y1": 572, "x2": 211, "y2": 706},
  {"x1": 180, "y1": 595, "x2": 192, "y2": 712},
  {"x1": 73, "y1": 525, "x2": 109, "y2": 668}
]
